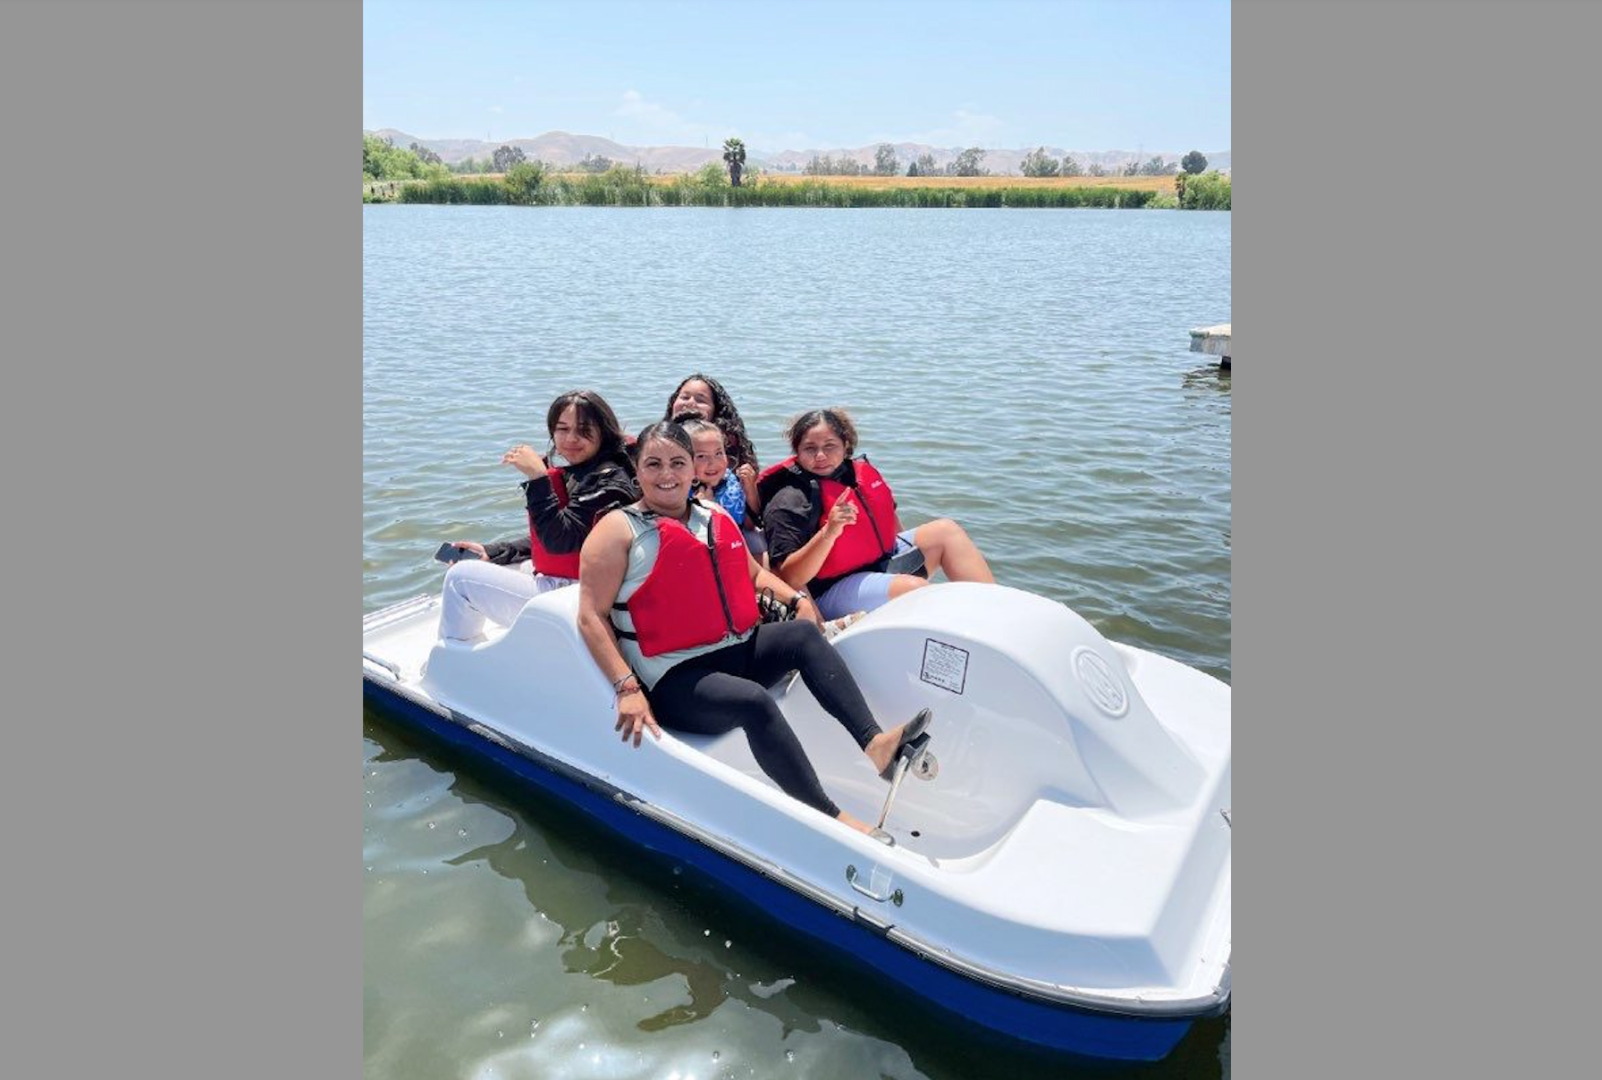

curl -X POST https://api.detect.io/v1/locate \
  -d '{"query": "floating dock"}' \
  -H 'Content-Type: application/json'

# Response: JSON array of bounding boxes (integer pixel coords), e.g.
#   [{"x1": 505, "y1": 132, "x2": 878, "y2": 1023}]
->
[{"x1": 1190, "y1": 324, "x2": 1231, "y2": 369}]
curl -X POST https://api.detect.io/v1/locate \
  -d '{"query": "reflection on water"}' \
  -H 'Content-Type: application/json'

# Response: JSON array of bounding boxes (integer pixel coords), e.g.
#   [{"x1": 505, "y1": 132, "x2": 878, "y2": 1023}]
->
[
  {"x1": 1182, "y1": 362, "x2": 1232, "y2": 392},
  {"x1": 364, "y1": 206, "x2": 1230, "y2": 1078},
  {"x1": 365, "y1": 709, "x2": 1229, "y2": 1080},
  {"x1": 449, "y1": 813, "x2": 752, "y2": 1035}
]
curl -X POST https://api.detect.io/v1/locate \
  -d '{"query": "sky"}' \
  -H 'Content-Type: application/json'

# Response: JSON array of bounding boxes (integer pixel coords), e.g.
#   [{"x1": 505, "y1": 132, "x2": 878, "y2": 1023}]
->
[{"x1": 363, "y1": 0, "x2": 1230, "y2": 153}]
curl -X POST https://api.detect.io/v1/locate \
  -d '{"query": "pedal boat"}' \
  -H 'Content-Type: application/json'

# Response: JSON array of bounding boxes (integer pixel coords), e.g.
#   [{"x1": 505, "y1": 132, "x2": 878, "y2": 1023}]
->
[{"x1": 362, "y1": 581, "x2": 1231, "y2": 1062}]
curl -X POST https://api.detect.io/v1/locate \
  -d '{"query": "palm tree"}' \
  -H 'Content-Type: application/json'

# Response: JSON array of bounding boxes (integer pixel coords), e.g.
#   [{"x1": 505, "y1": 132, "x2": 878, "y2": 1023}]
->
[{"x1": 722, "y1": 137, "x2": 747, "y2": 187}]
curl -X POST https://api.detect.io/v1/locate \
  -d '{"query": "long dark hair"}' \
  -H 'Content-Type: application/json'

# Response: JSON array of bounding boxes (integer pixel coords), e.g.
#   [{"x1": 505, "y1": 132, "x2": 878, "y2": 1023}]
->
[
  {"x1": 664, "y1": 373, "x2": 758, "y2": 471},
  {"x1": 546, "y1": 389, "x2": 627, "y2": 463}
]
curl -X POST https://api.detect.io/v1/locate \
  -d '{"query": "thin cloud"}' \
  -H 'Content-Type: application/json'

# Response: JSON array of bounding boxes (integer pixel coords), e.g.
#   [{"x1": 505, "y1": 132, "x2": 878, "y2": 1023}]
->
[
  {"x1": 746, "y1": 130, "x2": 814, "y2": 154},
  {"x1": 906, "y1": 108, "x2": 1007, "y2": 147},
  {"x1": 613, "y1": 89, "x2": 730, "y2": 145}
]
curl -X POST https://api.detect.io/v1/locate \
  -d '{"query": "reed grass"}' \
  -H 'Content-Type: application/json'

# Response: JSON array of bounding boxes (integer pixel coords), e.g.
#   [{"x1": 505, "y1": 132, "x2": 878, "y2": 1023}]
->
[
  {"x1": 380, "y1": 171, "x2": 1169, "y2": 209},
  {"x1": 397, "y1": 178, "x2": 510, "y2": 204}
]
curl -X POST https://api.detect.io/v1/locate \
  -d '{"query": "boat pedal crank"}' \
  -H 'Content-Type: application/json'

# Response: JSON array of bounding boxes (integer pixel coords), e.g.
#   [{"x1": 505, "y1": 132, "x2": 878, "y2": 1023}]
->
[{"x1": 875, "y1": 732, "x2": 932, "y2": 830}]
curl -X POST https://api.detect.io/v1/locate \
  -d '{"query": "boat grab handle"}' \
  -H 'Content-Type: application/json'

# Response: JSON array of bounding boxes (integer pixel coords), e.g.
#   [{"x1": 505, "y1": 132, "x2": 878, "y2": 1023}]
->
[
  {"x1": 846, "y1": 864, "x2": 903, "y2": 906},
  {"x1": 363, "y1": 652, "x2": 401, "y2": 680}
]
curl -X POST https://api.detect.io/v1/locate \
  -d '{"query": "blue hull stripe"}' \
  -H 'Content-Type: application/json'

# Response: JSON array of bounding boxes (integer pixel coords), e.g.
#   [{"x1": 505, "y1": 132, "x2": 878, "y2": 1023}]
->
[{"x1": 364, "y1": 677, "x2": 1197, "y2": 1062}]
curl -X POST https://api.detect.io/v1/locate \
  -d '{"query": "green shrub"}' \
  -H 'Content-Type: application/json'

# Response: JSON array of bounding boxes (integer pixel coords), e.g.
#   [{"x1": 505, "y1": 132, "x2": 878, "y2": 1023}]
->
[
  {"x1": 503, "y1": 160, "x2": 547, "y2": 204},
  {"x1": 694, "y1": 161, "x2": 728, "y2": 189},
  {"x1": 1180, "y1": 171, "x2": 1231, "y2": 210},
  {"x1": 362, "y1": 133, "x2": 439, "y2": 181}
]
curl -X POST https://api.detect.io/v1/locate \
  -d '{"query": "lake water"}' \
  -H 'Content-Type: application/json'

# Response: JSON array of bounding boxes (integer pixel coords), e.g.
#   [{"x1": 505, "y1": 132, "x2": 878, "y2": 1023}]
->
[{"x1": 363, "y1": 205, "x2": 1231, "y2": 1079}]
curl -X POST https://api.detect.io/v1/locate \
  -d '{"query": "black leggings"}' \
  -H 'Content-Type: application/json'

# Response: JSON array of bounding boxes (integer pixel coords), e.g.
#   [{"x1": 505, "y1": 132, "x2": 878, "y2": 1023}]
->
[{"x1": 648, "y1": 620, "x2": 882, "y2": 818}]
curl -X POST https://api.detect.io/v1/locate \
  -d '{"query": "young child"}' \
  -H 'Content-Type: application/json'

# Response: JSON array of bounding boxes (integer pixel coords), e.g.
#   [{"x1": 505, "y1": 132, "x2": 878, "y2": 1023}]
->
[
  {"x1": 665, "y1": 373, "x2": 762, "y2": 520},
  {"x1": 683, "y1": 418, "x2": 768, "y2": 565}
]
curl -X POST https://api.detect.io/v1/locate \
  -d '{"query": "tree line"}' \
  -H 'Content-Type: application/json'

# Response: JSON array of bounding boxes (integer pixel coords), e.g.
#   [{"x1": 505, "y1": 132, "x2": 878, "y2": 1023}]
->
[
  {"x1": 801, "y1": 146, "x2": 988, "y2": 177},
  {"x1": 364, "y1": 135, "x2": 732, "y2": 182},
  {"x1": 368, "y1": 134, "x2": 1219, "y2": 186},
  {"x1": 1018, "y1": 147, "x2": 1210, "y2": 178},
  {"x1": 365, "y1": 134, "x2": 1227, "y2": 208},
  {"x1": 363, "y1": 134, "x2": 453, "y2": 182},
  {"x1": 790, "y1": 144, "x2": 1214, "y2": 179}
]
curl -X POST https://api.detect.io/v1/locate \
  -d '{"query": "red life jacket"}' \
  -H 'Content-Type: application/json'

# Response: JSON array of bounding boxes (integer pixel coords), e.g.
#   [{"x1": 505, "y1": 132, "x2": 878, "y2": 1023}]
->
[
  {"x1": 614, "y1": 506, "x2": 759, "y2": 657},
  {"x1": 756, "y1": 456, "x2": 898, "y2": 579},
  {"x1": 527, "y1": 466, "x2": 581, "y2": 579}
]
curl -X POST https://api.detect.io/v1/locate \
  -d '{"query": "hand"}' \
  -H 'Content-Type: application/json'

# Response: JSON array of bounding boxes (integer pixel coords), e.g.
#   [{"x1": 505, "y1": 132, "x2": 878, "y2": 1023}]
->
[
  {"x1": 794, "y1": 594, "x2": 824, "y2": 627},
  {"x1": 502, "y1": 443, "x2": 548, "y2": 478},
  {"x1": 452, "y1": 540, "x2": 488, "y2": 560},
  {"x1": 614, "y1": 687, "x2": 661, "y2": 748},
  {"x1": 823, "y1": 489, "x2": 857, "y2": 537},
  {"x1": 735, "y1": 463, "x2": 756, "y2": 484}
]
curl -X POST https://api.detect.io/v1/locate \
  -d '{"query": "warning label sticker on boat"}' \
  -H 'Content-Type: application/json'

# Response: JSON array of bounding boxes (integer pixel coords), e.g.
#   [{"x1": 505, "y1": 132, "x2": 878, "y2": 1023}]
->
[{"x1": 920, "y1": 639, "x2": 969, "y2": 695}]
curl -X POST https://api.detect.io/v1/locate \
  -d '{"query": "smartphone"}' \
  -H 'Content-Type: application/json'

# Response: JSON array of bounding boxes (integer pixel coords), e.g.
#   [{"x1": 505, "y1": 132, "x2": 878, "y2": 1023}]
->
[{"x1": 435, "y1": 542, "x2": 483, "y2": 564}]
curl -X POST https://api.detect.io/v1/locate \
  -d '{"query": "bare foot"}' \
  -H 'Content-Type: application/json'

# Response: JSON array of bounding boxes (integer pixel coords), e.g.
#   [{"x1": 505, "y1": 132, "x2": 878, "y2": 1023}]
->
[
  {"x1": 864, "y1": 729, "x2": 902, "y2": 775},
  {"x1": 836, "y1": 810, "x2": 874, "y2": 834},
  {"x1": 864, "y1": 708, "x2": 933, "y2": 776}
]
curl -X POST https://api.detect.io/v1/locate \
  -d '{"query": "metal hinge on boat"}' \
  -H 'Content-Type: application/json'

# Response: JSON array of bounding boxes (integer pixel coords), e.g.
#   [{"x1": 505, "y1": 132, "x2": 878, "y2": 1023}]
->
[{"x1": 850, "y1": 906, "x2": 894, "y2": 935}]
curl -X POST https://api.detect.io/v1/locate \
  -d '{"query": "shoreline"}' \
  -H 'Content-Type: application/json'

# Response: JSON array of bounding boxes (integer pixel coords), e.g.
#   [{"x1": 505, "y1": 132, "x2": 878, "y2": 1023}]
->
[{"x1": 363, "y1": 171, "x2": 1230, "y2": 210}]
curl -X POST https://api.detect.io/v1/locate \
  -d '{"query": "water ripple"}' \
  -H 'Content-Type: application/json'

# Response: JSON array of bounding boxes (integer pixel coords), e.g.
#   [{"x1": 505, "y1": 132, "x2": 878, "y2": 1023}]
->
[{"x1": 364, "y1": 207, "x2": 1231, "y2": 1078}]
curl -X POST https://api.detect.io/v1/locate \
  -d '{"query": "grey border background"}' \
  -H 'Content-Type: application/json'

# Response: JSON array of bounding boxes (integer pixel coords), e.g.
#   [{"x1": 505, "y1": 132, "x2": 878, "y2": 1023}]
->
[
  {"x1": 2, "y1": 1, "x2": 356, "y2": 1075},
  {"x1": 1241, "y1": 1, "x2": 1599, "y2": 1076},
  {"x1": 3, "y1": 0, "x2": 1598, "y2": 1076}
]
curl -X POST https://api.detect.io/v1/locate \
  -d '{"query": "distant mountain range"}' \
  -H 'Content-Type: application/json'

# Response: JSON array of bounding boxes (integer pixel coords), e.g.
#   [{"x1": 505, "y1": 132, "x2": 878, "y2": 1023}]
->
[{"x1": 367, "y1": 128, "x2": 1231, "y2": 175}]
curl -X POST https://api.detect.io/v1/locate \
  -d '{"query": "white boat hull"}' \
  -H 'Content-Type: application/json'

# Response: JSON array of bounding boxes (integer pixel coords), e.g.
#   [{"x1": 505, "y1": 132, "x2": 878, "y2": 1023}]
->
[{"x1": 362, "y1": 581, "x2": 1230, "y2": 1061}]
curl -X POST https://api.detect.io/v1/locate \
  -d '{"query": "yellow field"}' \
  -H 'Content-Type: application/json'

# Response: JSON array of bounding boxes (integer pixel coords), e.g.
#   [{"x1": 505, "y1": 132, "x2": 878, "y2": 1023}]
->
[
  {"x1": 751, "y1": 173, "x2": 1178, "y2": 194},
  {"x1": 535, "y1": 171, "x2": 1178, "y2": 193},
  {"x1": 369, "y1": 172, "x2": 1177, "y2": 195}
]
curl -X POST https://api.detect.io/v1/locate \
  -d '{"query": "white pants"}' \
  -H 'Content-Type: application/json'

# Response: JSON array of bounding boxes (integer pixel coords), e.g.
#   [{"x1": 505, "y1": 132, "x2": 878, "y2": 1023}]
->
[{"x1": 437, "y1": 559, "x2": 576, "y2": 640}]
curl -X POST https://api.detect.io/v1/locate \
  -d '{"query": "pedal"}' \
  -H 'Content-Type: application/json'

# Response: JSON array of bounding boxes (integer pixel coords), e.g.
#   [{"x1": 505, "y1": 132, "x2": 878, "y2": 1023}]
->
[{"x1": 875, "y1": 733, "x2": 932, "y2": 830}]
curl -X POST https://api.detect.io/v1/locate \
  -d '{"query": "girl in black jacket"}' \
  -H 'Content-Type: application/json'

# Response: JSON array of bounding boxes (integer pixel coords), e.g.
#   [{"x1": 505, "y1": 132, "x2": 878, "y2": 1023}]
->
[{"x1": 438, "y1": 390, "x2": 638, "y2": 641}]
